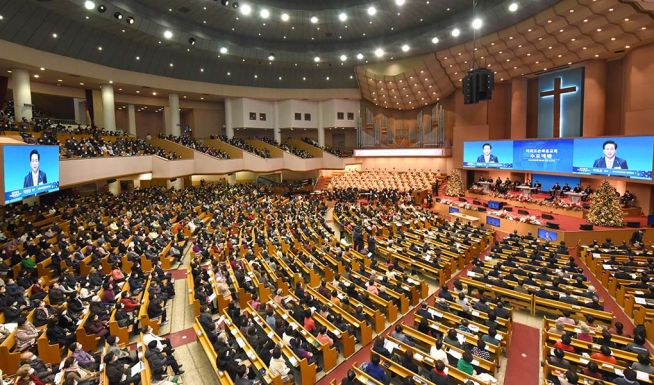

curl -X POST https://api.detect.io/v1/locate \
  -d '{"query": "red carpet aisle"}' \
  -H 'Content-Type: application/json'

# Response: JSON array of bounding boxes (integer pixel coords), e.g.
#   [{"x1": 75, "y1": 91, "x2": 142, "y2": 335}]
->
[{"x1": 502, "y1": 323, "x2": 540, "y2": 385}]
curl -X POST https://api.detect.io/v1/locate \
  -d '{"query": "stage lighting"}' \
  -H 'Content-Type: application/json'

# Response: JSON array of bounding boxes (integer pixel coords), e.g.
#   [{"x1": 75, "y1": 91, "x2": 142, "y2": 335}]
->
[
  {"x1": 84, "y1": 1, "x2": 95, "y2": 10},
  {"x1": 97, "y1": 4, "x2": 106, "y2": 13},
  {"x1": 126, "y1": 16, "x2": 134, "y2": 24},
  {"x1": 232, "y1": 1, "x2": 239, "y2": 9},
  {"x1": 113, "y1": 12, "x2": 123, "y2": 20},
  {"x1": 189, "y1": 37, "x2": 196, "y2": 45},
  {"x1": 221, "y1": 0, "x2": 229, "y2": 5}
]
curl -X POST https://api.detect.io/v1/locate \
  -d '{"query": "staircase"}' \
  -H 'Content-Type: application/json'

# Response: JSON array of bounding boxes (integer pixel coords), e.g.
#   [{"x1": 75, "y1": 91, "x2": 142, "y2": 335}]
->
[{"x1": 315, "y1": 176, "x2": 331, "y2": 191}]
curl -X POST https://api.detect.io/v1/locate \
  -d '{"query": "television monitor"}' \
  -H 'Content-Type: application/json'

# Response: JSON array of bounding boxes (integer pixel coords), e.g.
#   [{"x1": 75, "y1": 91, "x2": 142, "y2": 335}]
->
[
  {"x1": 487, "y1": 201, "x2": 503, "y2": 210},
  {"x1": 537, "y1": 228, "x2": 558, "y2": 241},
  {"x1": 3, "y1": 145, "x2": 60, "y2": 204},
  {"x1": 486, "y1": 216, "x2": 501, "y2": 227},
  {"x1": 448, "y1": 207, "x2": 460, "y2": 214},
  {"x1": 513, "y1": 139, "x2": 574, "y2": 172},
  {"x1": 572, "y1": 137, "x2": 654, "y2": 180},
  {"x1": 463, "y1": 140, "x2": 514, "y2": 169}
]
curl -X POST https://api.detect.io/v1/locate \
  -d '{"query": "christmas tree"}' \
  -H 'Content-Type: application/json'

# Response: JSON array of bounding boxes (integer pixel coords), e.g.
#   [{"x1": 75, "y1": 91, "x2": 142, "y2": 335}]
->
[
  {"x1": 587, "y1": 181, "x2": 624, "y2": 227},
  {"x1": 445, "y1": 169, "x2": 464, "y2": 197}
]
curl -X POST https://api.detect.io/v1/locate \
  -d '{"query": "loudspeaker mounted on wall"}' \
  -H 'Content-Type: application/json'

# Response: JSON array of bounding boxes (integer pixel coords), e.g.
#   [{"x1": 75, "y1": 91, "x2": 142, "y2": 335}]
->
[
  {"x1": 518, "y1": 209, "x2": 529, "y2": 215},
  {"x1": 542, "y1": 213, "x2": 554, "y2": 220},
  {"x1": 579, "y1": 224, "x2": 594, "y2": 231},
  {"x1": 546, "y1": 222, "x2": 560, "y2": 229},
  {"x1": 458, "y1": 198, "x2": 467, "y2": 203}
]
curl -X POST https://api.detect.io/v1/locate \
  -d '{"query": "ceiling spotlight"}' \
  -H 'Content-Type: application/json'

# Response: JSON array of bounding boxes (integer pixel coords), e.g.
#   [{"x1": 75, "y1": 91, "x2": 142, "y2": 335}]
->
[
  {"x1": 374, "y1": 48, "x2": 385, "y2": 57},
  {"x1": 471, "y1": 18, "x2": 482, "y2": 29},
  {"x1": 395, "y1": 0, "x2": 405, "y2": 5},
  {"x1": 259, "y1": 9, "x2": 270, "y2": 19},
  {"x1": 84, "y1": 1, "x2": 95, "y2": 10},
  {"x1": 340, "y1": 54, "x2": 347, "y2": 61},
  {"x1": 97, "y1": 4, "x2": 106, "y2": 13},
  {"x1": 232, "y1": 1, "x2": 239, "y2": 8},
  {"x1": 52, "y1": 33, "x2": 58, "y2": 38},
  {"x1": 188, "y1": 37, "x2": 196, "y2": 45},
  {"x1": 220, "y1": 0, "x2": 229, "y2": 5},
  {"x1": 314, "y1": 56, "x2": 321, "y2": 62},
  {"x1": 163, "y1": 30, "x2": 173, "y2": 39},
  {"x1": 310, "y1": 16, "x2": 318, "y2": 23},
  {"x1": 508, "y1": 2, "x2": 518, "y2": 12},
  {"x1": 401, "y1": 44, "x2": 410, "y2": 52},
  {"x1": 239, "y1": 3, "x2": 251, "y2": 15},
  {"x1": 367, "y1": 6, "x2": 377, "y2": 16},
  {"x1": 281, "y1": 13, "x2": 289, "y2": 22},
  {"x1": 113, "y1": 12, "x2": 123, "y2": 20},
  {"x1": 126, "y1": 16, "x2": 134, "y2": 24},
  {"x1": 268, "y1": 53, "x2": 275, "y2": 60},
  {"x1": 356, "y1": 53, "x2": 364, "y2": 60},
  {"x1": 451, "y1": 28, "x2": 460, "y2": 37},
  {"x1": 431, "y1": 36, "x2": 439, "y2": 44},
  {"x1": 338, "y1": 12, "x2": 347, "y2": 22},
  {"x1": 219, "y1": 46, "x2": 228, "y2": 54}
]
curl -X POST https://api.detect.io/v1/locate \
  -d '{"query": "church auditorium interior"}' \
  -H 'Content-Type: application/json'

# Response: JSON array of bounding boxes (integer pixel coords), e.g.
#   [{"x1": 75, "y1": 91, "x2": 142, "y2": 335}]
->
[{"x1": 2, "y1": 1, "x2": 654, "y2": 385}]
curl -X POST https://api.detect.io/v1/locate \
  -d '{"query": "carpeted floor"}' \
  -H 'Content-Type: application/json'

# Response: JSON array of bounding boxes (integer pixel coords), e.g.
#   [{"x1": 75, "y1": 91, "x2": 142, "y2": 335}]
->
[{"x1": 503, "y1": 323, "x2": 541, "y2": 385}]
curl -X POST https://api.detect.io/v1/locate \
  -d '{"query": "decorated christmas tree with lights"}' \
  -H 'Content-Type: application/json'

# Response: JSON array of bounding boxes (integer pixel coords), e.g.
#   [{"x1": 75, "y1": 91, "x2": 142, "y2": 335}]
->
[
  {"x1": 587, "y1": 181, "x2": 624, "y2": 227},
  {"x1": 445, "y1": 169, "x2": 464, "y2": 197}
]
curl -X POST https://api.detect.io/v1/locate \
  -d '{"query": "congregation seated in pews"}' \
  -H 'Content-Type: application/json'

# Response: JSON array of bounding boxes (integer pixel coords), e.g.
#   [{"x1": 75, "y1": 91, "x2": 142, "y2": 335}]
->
[{"x1": 161, "y1": 134, "x2": 230, "y2": 159}]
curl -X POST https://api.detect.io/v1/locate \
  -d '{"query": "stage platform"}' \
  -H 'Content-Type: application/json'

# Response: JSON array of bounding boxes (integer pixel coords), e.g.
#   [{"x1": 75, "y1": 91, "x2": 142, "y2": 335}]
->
[{"x1": 434, "y1": 194, "x2": 652, "y2": 245}]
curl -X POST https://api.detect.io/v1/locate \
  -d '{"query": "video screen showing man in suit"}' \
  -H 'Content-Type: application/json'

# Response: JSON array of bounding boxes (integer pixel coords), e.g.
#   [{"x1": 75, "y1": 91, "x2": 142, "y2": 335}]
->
[
  {"x1": 23, "y1": 149, "x2": 48, "y2": 187},
  {"x1": 593, "y1": 140, "x2": 628, "y2": 170},
  {"x1": 476, "y1": 143, "x2": 498, "y2": 163}
]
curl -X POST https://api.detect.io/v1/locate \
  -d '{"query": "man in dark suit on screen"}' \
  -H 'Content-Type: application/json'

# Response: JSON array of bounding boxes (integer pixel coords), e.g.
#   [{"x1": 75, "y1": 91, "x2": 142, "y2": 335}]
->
[
  {"x1": 476, "y1": 143, "x2": 499, "y2": 163},
  {"x1": 23, "y1": 149, "x2": 47, "y2": 187},
  {"x1": 593, "y1": 140, "x2": 628, "y2": 169}
]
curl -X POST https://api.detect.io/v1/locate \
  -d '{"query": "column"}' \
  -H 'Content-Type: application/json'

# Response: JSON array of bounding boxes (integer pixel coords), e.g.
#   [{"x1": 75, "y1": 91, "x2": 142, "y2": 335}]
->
[
  {"x1": 73, "y1": 98, "x2": 83, "y2": 124},
  {"x1": 510, "y1": 77, "x2": 527, "y2": 140},
  {"x1": 317, "y1": 101, "x2": 325, "y2": 147},
  {"x1": 107, "y1": 180, "x2": 121, "y2": 196},
  {"x1": 273, "y1": 101, "x2": 281, "y2": 143},
  {"x1": 100, "y1": 84, "x2": 116, "y2": 131},
  {"x1": 583, "y1": 60, "x2": 607, "y2": 137},
  {"x1": 224, "y1": 98, "x2": 234, "y2": 139},
  {"x1": 163, "y1": 107, "x2": 170, "y2": 135},
  {"x1": 227, "y1": 174, "x2": 236, "y2": 185},
  {"x1": 12, "y1": 69, "x2": 32, "y2": 121},
  {"x1": 168, "y1": 93, "x2": 180, "y2": 136},
  {"x1": 127, "y1": 104, "x2": 137, "y2": 136}
]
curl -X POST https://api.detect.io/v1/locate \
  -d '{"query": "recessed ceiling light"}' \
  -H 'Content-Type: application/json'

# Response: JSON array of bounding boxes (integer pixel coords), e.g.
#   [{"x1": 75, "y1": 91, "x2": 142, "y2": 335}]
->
[
  {"x1": 114, "y1": 12, "x2": 123, "y2": 20},
  {"x1": 310, "y1": 16, "x2": 318, "y2": 23},
  {"x1": 57, "y1": 79, "x2": 63, "y2": 82},
  {"x1": 97, "y1": 46, "x2": 103, "y2": 51},
  {"x1": 431, "y1": 37, "x2": 439, "y2": 44},
  {"x1": 40, "y1": 67, "x2": 45, "y2": 71},
  {"x1": 126, "y1": 16, "x2": 134, "y2": 24},
  {"x1": 281, "y1": 13, "x2": 289, "y2": 22},
  {"x1": 395, "y1": 0, "x2": 405, "y2": 5},
  {"x1": 314, "y1": 56, "x2": 321, "y2": 62},
  {"x1": 278, "y1": 76, "x2": 282, "y2": 80},
  {"x1": 356, "y1": 53, "x2": 364, "y2": 60},
  {"x1": 52, "y1": 33, "x2": 58, "y2": 38},
  {"x1": 84, "y1": 1, "x2": 95, "y2": 10},
  {"x1": 254, "y1": 74, "x2": 258, "y2": 78},
  {"x1": 152, "y1": 92, "x2": 157, "y2": 95},
  {"x1": 163, "y1": 30, "x2": 173, "y2": 39},
  {"x1": 367, "y1": 6, "x2": 377, "y2": 16},
  {"x1": 136, "y1": 56, "x2": 140, "y2": 60},
  {"x1": 401, "y1": 44, "x2": 410, "y2": 52},
  {"x1": 80, "y1": 82, "x2": 85, "y2": 86},
  {"x1": 340, "y1": 54, "x2": 347, "y2": 61},
  {"x1": 33, "y1": 74, "x2": 39, "y2": 79},
  {"x1": 227, "y1": 72, "x2": 231, "y2": 76},
  {"x1": 109, "y1": 80, "x2": 113, "y2": 84},
  {"x1": 451, "y1": 28, "x2": 460, "y2": 37},
  {"x1": 259, "y1": 9, "x2": 270, "y2": 19},
  {"x1": 189, "y1": 37, "x2": 196, "y2": 45},
  {"x1": 239, "y1": 4, "x2": 251, "y2": 15},
  {"x1": 169, "y1": 63, "x2": 174, "y2": 67},
  {"x1": 338, "y1": 12, "x2": 347, "y2": 22},
  {"x1": 135, "y1": 90, "x2": 140, "y2": 93},
  {"x1": 268, "y1": 53, "x2": 275, "y2": 60},
  {"x1": 508, "y1": 2, "x2": 518, "y2": 12},
  {"x1": 220, "y1": 47, "x2": 228, "y2": 54},
  {"x1": 471, "y1": 18, "x2": 482, "y2": 30},
  {"x1": 374, "y1": 48, "x2": 385, "y2": 57},
  {"x1": 302, "y1": 77, "x2": 306, "y2": 81},
  {"x1": 200, "y1": 68, "x2": 205, "y2": 72},
  {"x1": 326, "y1": 76, "x2": 330, "y2": 80}
]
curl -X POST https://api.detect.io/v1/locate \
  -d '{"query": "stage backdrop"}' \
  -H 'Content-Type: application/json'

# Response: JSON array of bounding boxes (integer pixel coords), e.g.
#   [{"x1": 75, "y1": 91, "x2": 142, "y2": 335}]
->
[{"x1": 538, "y1": 67, "x2": 584, "y2": 138}]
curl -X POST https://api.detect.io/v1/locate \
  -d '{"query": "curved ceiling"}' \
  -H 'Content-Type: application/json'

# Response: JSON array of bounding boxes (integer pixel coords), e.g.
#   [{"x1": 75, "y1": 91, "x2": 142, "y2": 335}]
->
[
  {"x1": 0, "y1": 0, "x2": 556, "y2": 89},
  {"x1": 357, "y1": 0, "x2": 654, "y2": 110}
]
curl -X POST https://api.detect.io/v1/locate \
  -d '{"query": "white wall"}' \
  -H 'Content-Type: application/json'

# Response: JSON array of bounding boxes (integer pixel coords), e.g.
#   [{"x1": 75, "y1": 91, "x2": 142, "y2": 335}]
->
[
  {"x1": 321, "y1": 100, "x2": 358, "y2": 128},
  {"x1": 231, "y1": 98, "x2": 274, "y2": 129},
  {"x1": 278, "y1": 100, "x2": 318, "y2": 129}
]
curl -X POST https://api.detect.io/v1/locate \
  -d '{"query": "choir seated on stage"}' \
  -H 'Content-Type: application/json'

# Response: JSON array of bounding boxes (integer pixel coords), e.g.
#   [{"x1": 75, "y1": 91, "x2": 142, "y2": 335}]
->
[{"x1": 328, "y1": 169, "x2": 439, "y2": 193}]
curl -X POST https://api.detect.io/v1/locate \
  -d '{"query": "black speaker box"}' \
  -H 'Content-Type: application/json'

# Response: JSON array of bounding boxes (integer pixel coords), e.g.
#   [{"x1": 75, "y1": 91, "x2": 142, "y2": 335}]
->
[
  {"x1": 546, "y1": 222, "x2": 560, "y2": 229},
  {"x1": 473, "y1": 200, "x2": 482, "y2": 205},
  {"x1": 542, "y1": 214, "x2": 554, "y2": 220},
  {"x1": 518, "y1": 209, "x2": 529, "y2": 215},
  {"x1": 463, "y1": 68, "x2": 495, "y2": 105},
  {"x1": 579, "y1": 224, "x2": 594, "y2": 231},
  {"x1": 627, "y1": 221, "x2": 640, "y2": 228},
  {"x1": 505, "y1": 207, "x2": 513, "y2": 212},
  {"x1": 435, "y1": 198, "x2": 441, "y2": 203},
  {"x1": 477, "y1": 207, "x2": 487, "y2": 212},
  {"x1": 459, "y1": 198, "x2": 467, "y2": 203}
]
